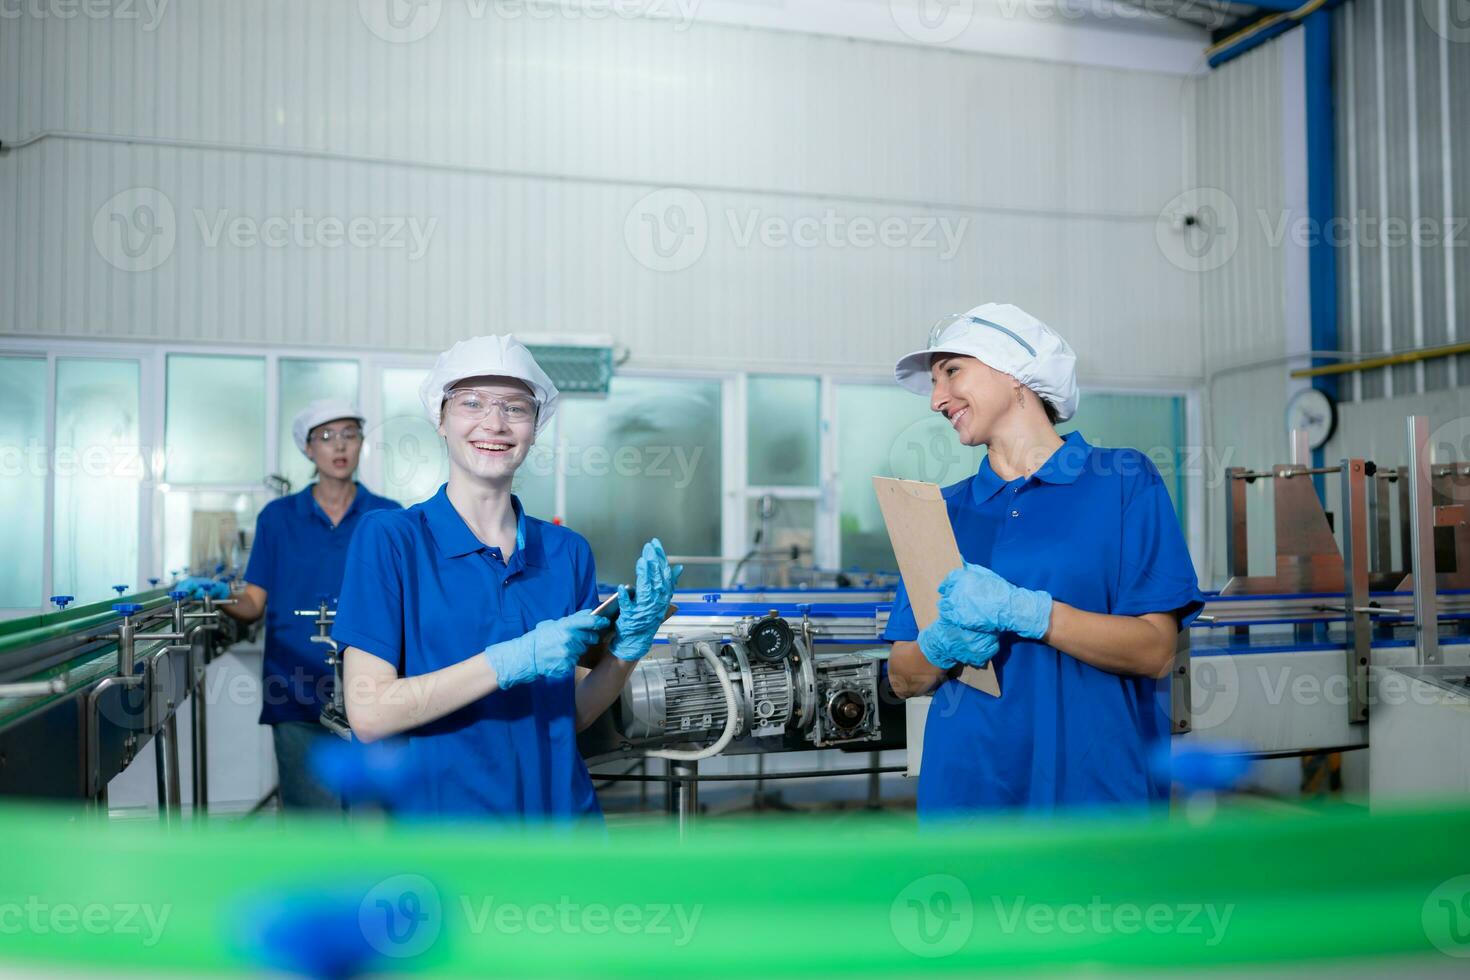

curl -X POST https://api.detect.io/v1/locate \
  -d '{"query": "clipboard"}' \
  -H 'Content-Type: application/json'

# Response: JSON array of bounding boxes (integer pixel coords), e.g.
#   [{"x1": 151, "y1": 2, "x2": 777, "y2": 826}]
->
[{"x1": 873, "y1": 476, "x2": 1000, "y2": 697}]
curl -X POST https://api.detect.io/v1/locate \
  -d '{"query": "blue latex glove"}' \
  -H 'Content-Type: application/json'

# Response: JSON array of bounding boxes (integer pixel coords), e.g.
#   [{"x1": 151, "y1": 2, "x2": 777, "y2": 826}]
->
[
  {"x1": 917, "y1": 617, "x2": 1000, "y2": 670},
  {"x1": 611, "y1": 538, "x2": 684, "y2": 662},
  {"x1": 483, "y1": 609, "x2": 609, "y2": 689},
  {"x1": 937, "y1": 563, "x2": 1053, "y2": 640},
  {"x1": 178, "y1": 575, "x2": 230, "y2": 600}
]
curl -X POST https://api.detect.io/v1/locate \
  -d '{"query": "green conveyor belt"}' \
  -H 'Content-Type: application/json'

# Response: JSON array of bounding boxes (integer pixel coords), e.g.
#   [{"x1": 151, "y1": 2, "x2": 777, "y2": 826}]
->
[
  {"x1": 0, "y1": 589, "x2": 184, "y2": 729},
  {"x1": 1, "y1": 799, "x2": 1468, "y2": 975},
  {"x1": 0, "y1": 588, "x2": 172, "y2": 657}
]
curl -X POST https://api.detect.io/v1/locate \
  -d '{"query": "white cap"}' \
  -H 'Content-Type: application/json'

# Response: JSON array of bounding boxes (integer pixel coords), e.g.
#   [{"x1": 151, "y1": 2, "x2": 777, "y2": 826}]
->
[
  {"x1": 419, "y1": 334, "x2": 559, "y2": 435},
  {"x1": 292, "y1": 399, "x2": 365, "y2": 457},
  {"x1": 893, "y1": 302, "x2": 1079, "y2": 422}
]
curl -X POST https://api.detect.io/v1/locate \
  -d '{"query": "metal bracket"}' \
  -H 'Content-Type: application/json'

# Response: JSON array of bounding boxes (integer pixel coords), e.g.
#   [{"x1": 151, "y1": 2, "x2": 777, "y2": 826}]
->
[
  {"x1": 1170, "y1": 628, "x2": 1191, "y2": 735},
  {"x1": 1340, "y1": 458, "x2": 1371, "y2": 724},
  {"x1": 1407, "y1": 416, "x2": 1442, "y2": 665}
]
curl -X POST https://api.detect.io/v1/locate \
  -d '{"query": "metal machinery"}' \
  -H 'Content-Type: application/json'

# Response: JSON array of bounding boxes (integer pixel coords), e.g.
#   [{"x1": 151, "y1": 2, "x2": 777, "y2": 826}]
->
[
  {"x1": 297, "y1": 588, "x2": 907, "y2": 825},
  {"x1": 1179, "y1": 416, "x2": 1470, "y2": 790},
  {"x1": 0, "y1": 582, "x2": 249, "y2": 814}
]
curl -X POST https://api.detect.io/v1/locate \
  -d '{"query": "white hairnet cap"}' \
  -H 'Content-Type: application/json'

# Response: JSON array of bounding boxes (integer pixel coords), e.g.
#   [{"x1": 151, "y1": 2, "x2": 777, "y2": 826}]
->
[
  {"x1": 292, "y1": 399, "x2": 365, "y2": 457},
  {"x1": 419, "y1": 334, "x2": 560, "y2": 435},
  {"x1": 893, "y1": 303, "x2": 1079, "y2": 422}
]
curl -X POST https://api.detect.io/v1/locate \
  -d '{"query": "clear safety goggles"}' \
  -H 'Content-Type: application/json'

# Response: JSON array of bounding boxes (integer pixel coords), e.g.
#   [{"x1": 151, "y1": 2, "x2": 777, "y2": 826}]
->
[
  {"x1": 309, "y1": 426, "x2": 362, "y2": 445},
  {"x1": 444, "y1": 388, "x2": 538, "y2": 425},
  {"x1": 928, "y1": 312, "x2": 1037, "y2": 356}
]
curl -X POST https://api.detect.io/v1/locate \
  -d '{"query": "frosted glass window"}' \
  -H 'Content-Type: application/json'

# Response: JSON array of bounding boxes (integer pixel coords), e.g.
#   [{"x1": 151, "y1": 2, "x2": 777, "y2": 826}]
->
[
  {"x1": 0, "y1": 358, "x2": 47, "y2": 608},
  {"x1": 837, "y1": 383, "x2": 982, "y2": 573},
  {"x1": 161, "y1": 489, "x2": 271, "y2": 581},
  {"x1": 747, "y1": 375, "x2": 819, "y2": 487},
  {"x1": 512, "y1": 437, "x2": 557, "y2": 521},
  {"x1": 1059, "y1": 393, "x2": 1187, "y2": 522},
  {"x1": 378, "y1": 368, "x2": 447, "y2": 507},
  {"x1": 837, "y1": 384, "x2": 1189, "y2": 572},
  {"x1": 165, "y1": 355, "x2": 265, "y2": 484},
  {"x1": 562, "y1": 378, "x2": 722, "y2": 590},
  {"x1": 277, "y1": 359, "x2": 359, "y2": 493},
  {"x1": 740, "y1": 496, "x2": 816, "y2": 587},
  {"x1": 53, "y1": 359, "x2": 142, "y2": 604}
]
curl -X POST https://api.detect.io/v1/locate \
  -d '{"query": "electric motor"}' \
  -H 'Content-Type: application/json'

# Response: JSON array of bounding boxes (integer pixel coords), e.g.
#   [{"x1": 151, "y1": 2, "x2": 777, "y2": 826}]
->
[{"x1": 619, "y1": 615, "x2": 882, "y2": 752}]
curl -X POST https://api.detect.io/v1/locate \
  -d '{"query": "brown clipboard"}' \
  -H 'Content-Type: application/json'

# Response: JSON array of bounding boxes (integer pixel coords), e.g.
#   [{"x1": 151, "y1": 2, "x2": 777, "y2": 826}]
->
[{"x1": 873, "y1": 476, "x2": 1000, "y2": 697}]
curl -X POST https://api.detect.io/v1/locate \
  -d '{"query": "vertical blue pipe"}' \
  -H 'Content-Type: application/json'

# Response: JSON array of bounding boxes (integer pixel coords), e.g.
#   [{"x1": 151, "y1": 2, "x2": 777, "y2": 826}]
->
[{"x1": 1305, "y1": 9, "x2": 1338, "y2": 491}]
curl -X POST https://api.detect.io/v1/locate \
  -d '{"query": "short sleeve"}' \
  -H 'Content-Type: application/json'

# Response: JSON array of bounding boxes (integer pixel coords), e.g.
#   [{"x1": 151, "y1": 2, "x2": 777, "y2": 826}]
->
[
  {"x1": 1114, "y1": 457, "x2": 1205, "y2": 628},
  {"x1": 331, "y1": 511, "x2": 405, "y2": 670},
  {"x1": 243, "y1": 505, "x2": 276, "y2": 592},
  {"x1": 880, "y1": 577, "x2": 919, "y2": 642}
]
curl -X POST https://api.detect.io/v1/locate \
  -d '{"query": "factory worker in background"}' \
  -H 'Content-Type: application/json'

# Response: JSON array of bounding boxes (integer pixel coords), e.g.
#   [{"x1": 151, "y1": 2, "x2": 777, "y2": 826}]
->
[
  {"x1": 883, "y1": 303, "x2": 1204, "y2": 817},
  {"x1": 332, "y1": 335, "x2": 680, "y2": 821},
  {"x1": 200, "y1": 399, "x2": 402, "y2": 810}
]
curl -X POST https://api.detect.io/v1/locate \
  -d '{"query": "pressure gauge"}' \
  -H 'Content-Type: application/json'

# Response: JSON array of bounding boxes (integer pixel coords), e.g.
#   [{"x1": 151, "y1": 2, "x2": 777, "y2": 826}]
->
[
  {"x1": 1285, "y1": 387, "x2": 1337, "y2": 450},
  {"x1": 748, "y1": 614, "x2": 795, "y2": 664}
]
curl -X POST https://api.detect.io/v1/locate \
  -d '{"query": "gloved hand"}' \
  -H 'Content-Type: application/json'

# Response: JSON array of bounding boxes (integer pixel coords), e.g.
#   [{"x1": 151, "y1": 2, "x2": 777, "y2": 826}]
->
[
  {"x1": 917, "y1": 617, "x2": 1000, "y2": 670},
  {"x1": 178, "y1": 576, "x2": 230, "y2": 600},
  {"x1": 611, "y1": 538, "x2": 684, "y2": 662},
  {"x1": 484, "y1": 609, "x2": 609, "y2": 689},
  {"x1": 937, "y1": 563, "x2": 1053, "y2": 640}
]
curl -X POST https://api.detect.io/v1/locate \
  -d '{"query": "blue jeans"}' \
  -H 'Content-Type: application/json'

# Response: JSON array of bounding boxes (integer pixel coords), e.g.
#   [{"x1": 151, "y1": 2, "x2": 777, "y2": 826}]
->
[{"x1": 271, "y1": 721, "x2": 343, "y2": 812}]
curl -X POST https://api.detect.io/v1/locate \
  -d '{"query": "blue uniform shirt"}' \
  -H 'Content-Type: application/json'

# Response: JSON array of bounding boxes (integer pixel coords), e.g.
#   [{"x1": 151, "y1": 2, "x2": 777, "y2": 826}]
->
[
  {"x1": 882, "y1": 431, "x2": 1204, "y2": 816},
  {"x1": 244, "y1": 484, "x2": 401, "y2": 726},
  {"x1": 331, "y1": 485, "x2": 603, "y2": 822}
]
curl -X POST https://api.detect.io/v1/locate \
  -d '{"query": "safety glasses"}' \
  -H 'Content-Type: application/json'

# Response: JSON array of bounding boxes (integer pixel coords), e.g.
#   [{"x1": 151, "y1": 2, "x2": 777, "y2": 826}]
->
[
  {"x1": 928, "y1": 313, "x2": 1036, "y2": 356},
  {"x1": 444, "y1": 388, "x2": 537, "y2": 425}
]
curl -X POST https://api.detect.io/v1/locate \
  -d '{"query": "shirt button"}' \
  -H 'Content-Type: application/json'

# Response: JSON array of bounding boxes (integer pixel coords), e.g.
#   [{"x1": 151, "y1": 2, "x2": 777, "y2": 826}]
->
[{"x1": 1010, "y1": 509, "x2": 1020, "y2": 517}]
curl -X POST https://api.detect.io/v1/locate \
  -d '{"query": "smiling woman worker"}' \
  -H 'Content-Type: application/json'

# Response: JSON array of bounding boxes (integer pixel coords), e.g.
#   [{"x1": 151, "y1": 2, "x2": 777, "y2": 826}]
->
[
  {"x1": 883, "y1": 303, "x2": 1204, "y2": 816},
  {"x1": 212, "y1": 399, "x2": 401, "y2": 810},
  {"x1": 331, "y1": 335, "x2": 678, "y2": 821}
]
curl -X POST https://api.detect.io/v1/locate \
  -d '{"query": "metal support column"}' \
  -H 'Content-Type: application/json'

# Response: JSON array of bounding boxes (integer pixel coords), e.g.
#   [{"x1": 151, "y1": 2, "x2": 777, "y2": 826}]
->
[
  {"x1": 1407, "y1": 416, "x2": 1442, "y2": 665},
  {"x1": 1340, "y1": 458, "x2": 1371, "y2": 723}
]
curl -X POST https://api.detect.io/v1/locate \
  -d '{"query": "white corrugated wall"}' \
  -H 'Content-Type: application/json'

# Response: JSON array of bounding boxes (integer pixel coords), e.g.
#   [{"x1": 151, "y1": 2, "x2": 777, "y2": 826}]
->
[
  {"x1": 0, "y1": 1, "x2": 1201, "y2": 383},
  {"x1": 1192, "y1": 39, "x2": 1296, "y2": 586}
]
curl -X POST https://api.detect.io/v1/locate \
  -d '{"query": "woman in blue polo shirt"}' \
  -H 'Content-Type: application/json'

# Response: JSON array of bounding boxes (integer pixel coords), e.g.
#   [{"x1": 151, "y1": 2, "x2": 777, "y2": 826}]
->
[
  {"x1": 213, "y1": 398, "x2": 401, "y2": 811},
  {"x1": 332, "y1": 335, "x2": 679, "y2": 821},
  {"x1": 883, "y1": 303, "x2": 1204, "y2": 817}
]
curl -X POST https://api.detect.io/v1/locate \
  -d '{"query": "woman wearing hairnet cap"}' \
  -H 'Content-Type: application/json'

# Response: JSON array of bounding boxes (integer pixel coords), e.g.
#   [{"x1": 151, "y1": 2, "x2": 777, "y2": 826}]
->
[
  {"x1": 883, "y1": 303, "x2": 1205, "y2": 816},
  {"x1": 331, "y1": 335, "x2": 681, "y2": 821},
  {"x1": 207, "y1": 398, "x2": 402, "y2": 811}
]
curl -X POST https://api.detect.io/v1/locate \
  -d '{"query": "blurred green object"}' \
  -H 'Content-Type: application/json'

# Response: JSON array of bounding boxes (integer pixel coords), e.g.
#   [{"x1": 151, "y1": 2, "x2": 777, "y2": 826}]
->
[{"x1": 1, "y1": 800, "x2": 1468, "y2": 975}]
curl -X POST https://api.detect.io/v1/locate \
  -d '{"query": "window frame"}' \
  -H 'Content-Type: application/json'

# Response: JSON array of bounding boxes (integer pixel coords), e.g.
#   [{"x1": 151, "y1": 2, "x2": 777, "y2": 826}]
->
[{"x1": 0, "y1": 336, "x2": 1203, "y2": 611}]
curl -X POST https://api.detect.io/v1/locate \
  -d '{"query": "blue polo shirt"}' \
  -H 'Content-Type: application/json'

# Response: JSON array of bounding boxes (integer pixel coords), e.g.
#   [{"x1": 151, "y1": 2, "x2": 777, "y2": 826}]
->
[
  {"x1": 331, "y1": 485, "x2": 603, "y2": 822},
  {"x1": 882, "y1": 431, "x2": 1204, "y2": 816},
  {"x1": 244, "y1": 484, "x2": 401, "y2": 726}
]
